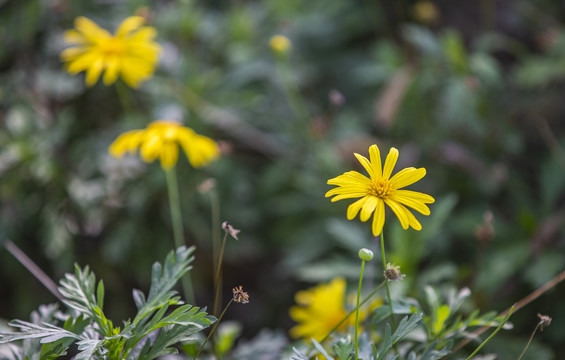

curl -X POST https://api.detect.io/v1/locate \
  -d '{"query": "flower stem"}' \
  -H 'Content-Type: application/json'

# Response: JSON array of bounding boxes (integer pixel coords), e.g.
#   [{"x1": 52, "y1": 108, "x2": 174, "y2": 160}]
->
[
  {"x1": 213, "y1": 231, "x2": 228, "y2": 318},
  {"x1": 210, "y1": 189, "x2": 222, "y2": 316},
  {"x1": 165, "y1": 167, "x2": 195, "y2": 304},
  {"x1": 318, "y1": 280, "x2": 386, "y2": 345},
  {"x1": 355, "y1": 259, "x2": 366, "y2": 360},
  {"x1": 381, "y1": 231, "x2": 396, "y2": 330},
  {"x1": 115, "y1": 80, "x2": 135, "y2": 119},
  {"x1": 517, "y1": 321, "x2": 542, "y2": 360},
  {"x1": 465, "y1": 305, "x2": 515, "y2": 360},
  {"x1": 194, "y1": 298, "x2": 234, "y2": 360}
]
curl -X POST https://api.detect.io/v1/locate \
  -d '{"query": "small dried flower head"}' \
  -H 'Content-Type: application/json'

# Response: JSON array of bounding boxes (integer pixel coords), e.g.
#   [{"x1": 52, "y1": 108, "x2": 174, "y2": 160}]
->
[
  {"x1": 537, "y1": 313, "x2": 552, "y2": 331},
  {"x1": 233, "y1": 286, "x2": 249, "y2": 304},
  {"x1": 358, "y1": 248, "x2": 374, "y2": 261},
  {"x1": 198, "y1": 178, "x2": 216, "y2": 194},
  {"x1": 222, "y1": 221, "x2": 240, "y2": 240},
  {"x1": 384, "y1": 263, "x2": 405, "y2": 282},
  {"x1": 475, "y1": 211, "x2": 494, "y2": 244},
  {"x1": 269, "y1": 35, "x2": 291, "y2": 55}
]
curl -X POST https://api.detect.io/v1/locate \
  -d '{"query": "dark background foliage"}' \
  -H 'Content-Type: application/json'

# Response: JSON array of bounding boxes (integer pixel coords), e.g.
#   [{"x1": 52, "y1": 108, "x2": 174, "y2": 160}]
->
[{"x1": 1, "y1": 0, "x2": 564, "y2": 358}]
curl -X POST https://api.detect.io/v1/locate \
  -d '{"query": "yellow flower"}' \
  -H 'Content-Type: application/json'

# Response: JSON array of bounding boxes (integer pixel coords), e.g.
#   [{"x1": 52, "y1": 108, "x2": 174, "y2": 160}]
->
[
  {"x1": 269, "y1": 35, "x2": 291, "y2": 55},
  {"x1": 289, "y1": 277, "x2": 381, "y2": 341},
  {"x1": 109, "y1": 120, "x2": 220, "y2": 170},
  {"x1": 326, "y1": 144, "x2": 434, "y2": 236},
  {"x1": 61, "y1": 16, "x2": 161, "y2": 88}
]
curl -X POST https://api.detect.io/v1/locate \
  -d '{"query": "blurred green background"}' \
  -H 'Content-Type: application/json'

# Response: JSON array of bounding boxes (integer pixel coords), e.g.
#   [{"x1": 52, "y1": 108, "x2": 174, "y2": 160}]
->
[{"x1": 1, "y1": 0, "x2": 564, "y2": 358}]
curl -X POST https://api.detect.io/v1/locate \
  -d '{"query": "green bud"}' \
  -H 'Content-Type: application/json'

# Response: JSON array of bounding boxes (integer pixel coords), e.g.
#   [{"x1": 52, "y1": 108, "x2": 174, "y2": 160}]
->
[{"x1": 358, "y1": 248, "x2": 374, "y2": 261}]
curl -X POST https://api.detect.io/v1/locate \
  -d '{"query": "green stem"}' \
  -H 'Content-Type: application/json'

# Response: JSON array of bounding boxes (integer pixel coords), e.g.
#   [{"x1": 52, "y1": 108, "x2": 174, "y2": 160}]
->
[
  {"x1": 194, "y1": 299, "x2": 234, "y2": 360},
  {"x1": 381, "y1": 231, "x2": 396, "y2": 330},
  {"x1": 517, "y1": 321, "x2": 542, "y2": 360},
  {"x1": 213, "y1": 231, "x2": 228, "y2": 318},
  {"x1": 115, "y1": 80, "x2": 135, "y2": 119},
  {"x1": 465, "y1": 306, "x2": 515, "y2": 360},
  {"x1": 210, "y1": 189, "x2": 221, "y2": 315},
  {"x1": 355, "y1": 260, "x2": 366, "y2": 360},
  {"x1": 318, "y1": 280, "x2": 386, "y2": 345},
  {"x1": 165, "y1": 167, "x2": 195, "y2": 304}
]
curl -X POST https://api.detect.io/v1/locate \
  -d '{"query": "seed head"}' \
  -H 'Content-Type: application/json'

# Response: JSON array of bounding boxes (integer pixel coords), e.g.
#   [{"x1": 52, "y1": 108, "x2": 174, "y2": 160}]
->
[
  {"x1": 233, "y1": 286, "x2": 249, "y2": 304},
  {"x1": 222, "y1": 221, "x2": 240, "y2": 240},
  {"x1": 384, "y1": 263, "x2": 405, "y2": 282}
]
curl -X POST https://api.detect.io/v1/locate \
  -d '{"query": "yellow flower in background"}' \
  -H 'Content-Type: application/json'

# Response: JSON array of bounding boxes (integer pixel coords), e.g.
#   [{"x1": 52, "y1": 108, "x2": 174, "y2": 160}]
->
[
  {"x1": 326, "y1": 144, "x2": 434, "y2": 236},
  {"x1": 109, "y1": 120, "x2": 220, "y2": 170},
  {"x1": 61, "y1": 16, "x2": 161, "y2": 88},
  {"x1": 289, "y1": 277, "x2": 381, "y2": 341},
  {"x1": 269, "y1": 35, "x2": 291, "y2": 55}
]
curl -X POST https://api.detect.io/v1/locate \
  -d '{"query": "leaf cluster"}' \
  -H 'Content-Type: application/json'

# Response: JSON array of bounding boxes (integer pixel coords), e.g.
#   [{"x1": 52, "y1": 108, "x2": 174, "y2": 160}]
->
[{"x1": 0, "y1": 246, "x2": 215, "y2": 360}]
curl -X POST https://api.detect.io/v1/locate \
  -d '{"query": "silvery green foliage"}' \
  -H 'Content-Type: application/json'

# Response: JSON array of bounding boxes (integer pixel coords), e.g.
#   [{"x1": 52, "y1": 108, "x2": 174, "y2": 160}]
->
[
  {"x1": 0, "y1": 246, "x2": 215, "y2": 360},
  {"x1": 228, "y1": 330, "x2": 287, "y2": 360}
]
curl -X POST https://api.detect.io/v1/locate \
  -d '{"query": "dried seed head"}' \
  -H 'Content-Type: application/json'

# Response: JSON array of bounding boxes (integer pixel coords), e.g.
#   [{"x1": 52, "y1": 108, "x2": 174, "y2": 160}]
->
[
  {"x1": 233, "y1": 286, "x2": 249, "y2": 304},
  {"x1": 222, "y1": 221, "x2": 240, "y2": 240},
  {"x1": 475, "y1": 211, "x2": 494, "y2": 244},
  {"x1": 384, "y1": 263, "x2": 405, "y2": 282},
  {"x1": 537, "y1": 313, "x2": 552, "y2": 331}
]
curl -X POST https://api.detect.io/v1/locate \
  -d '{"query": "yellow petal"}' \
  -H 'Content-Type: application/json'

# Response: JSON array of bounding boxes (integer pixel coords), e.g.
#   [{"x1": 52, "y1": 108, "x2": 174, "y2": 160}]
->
[
  {"x1": 359, "y1": 196, "x2": 377, "y2": 222},
  {"x1": 140, "y1": 136, "x2": 162, "y2": 163},
  {"x1": 404, "y1": 208, "x2": 422, "y2": 231},
  {"x1": 384, "y1": 199, "x2": 409, "y2": 229},
  {"x1": 159, "y1": 142, "x2": 179, "y2": 170},
  {"x1": 390, "y1": 167, "x2": 426, "y2": 189},
  {"x1": 103, "y1": 55, "x2": 121, "y2": 85},
  {"x1": 116, "y1": 16, "x2": 145, "y2": 37},
  {"x1": 382, "y1": 147, "x2": 399, "y2": 180},
  {"x1": 395, "y1": 189, "x2": 435, "y2": 204},
  {"x1": 66, "y1": 52, "x2": 101, "y2": 74},
  {"x1": 371, "y1": 199, "x2": 385, "y2": 236},
  {"x1": 368, "y1": 144, "x2": 383, "y2": 178},
  {"x1": 74, "y1": 16, "x2": 112, "y2": 43},
  {"x1": 354, "y1": 153, "x2": 376, "y2": 178},
  {"x1": 85, "y1": 59, "x2": 104, "y2": 87},
  {"x1": 60, "y1": 47, "x2": 87, "y2": 61},
  {"x1": 63, "y1": 29, "x2": 87, "y2": 45},
  {"x1": 347, "y1": 196, "x2": 369, "y2": 220},
  {"x1": 392, "y1": 191, "x2": 431, "y2": 215}
]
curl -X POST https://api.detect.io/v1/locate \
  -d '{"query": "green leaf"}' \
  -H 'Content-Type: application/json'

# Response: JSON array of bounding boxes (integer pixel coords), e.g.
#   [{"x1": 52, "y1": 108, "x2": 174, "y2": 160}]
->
[
  {"x1": 333, "y1": 335, "x2": 354, "y2": 360},
  {"x1": 0, "y1": 320, "x2": 80, "y2": 344},
  {"x1": 96, "y1": 280, "x2": 105, "y2": 310}
]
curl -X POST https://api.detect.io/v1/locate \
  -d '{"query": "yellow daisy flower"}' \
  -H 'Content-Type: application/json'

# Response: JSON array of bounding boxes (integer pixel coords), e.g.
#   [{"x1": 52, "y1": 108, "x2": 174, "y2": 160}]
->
[
  {"x1": 326, "y1": 144, "x2": 434, "y2": 236},
  {"x1": 109, "y1": 120, "x2": 220, "y2": 170},
  {"x1": 289, "y1": 277, "x2": 381, "y2": 341},
  {"x1": 61, "y1": 16, "x2": 161, "y2": 88}
]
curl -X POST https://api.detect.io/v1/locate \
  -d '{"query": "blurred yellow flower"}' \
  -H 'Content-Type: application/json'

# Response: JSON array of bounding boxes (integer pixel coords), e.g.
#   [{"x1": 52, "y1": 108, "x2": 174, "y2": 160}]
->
[
  {"x1": 109, "y1": 120, "x2": 219, "y2": 170},
  {"x1": 61, "y1": 16, "x2": 161, "y2": 88},
  {"x1": 269, "y1": 35, "x2": 291, "y2": 55},
  {"x1": 289, "y1": 277, "x2": 381, "y2": 341},
  {"x1": 326, "y1": 144, "x2": 434, "y2": 236}
]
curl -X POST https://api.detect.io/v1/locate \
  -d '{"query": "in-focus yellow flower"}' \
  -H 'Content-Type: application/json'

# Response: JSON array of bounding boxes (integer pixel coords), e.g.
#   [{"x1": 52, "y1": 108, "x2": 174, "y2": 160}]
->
[
  {"x1": 289, "y1": 277, "x2": 381, "y2": 341},
  {"x1": 269, "y1": 35, "x2": 291, "y2": 55},
  {"x1": 109, "y1": 120, "x2": 219, "y2": 170},
  {"x1": 326, "y1": 144, "x2": 434, "y2": 236},
  {"x1": 61, "y1": 16, "x2": 161, "y2": 88}
]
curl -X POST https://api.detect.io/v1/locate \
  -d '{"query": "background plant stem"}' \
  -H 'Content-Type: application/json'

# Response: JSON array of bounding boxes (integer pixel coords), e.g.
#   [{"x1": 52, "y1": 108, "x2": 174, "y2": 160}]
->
[
  {"x1": 381, "y1": 231, "x2": 396, "y2": 330},
  {"x1": 165, "y1": 166, "x2": 195, "y2": 304},
  {"x1": 354, "y1": 259, "x2": 366, "y2": 360}
]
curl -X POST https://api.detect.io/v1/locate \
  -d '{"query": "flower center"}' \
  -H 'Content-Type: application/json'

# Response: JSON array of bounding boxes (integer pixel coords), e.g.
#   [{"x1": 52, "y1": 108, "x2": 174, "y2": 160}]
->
[
  {"x1": 369, "y1": 177, "x2": 395, "y2": 199},
  {"x1": 100, "y1": 37, "x2": 125, "y2": 56}
]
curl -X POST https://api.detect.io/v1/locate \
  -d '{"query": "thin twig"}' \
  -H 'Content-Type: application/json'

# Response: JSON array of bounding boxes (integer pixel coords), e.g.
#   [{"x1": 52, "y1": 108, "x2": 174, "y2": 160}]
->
[
  {"x1": 3, "y1": 239, "x2": 64, "y2": 302},
  {"x1": 450, "y1": 268, "x2": 565, "y2": 355}
]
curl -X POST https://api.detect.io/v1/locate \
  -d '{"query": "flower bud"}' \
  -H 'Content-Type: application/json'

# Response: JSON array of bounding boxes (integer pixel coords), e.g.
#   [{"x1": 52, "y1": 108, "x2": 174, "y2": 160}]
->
[
  {"x1": 358, "y1": 248, "x2": 374, "y2": 261},
  {"x1": 269, "y1": 35, "x2": 291, "y2": 55}
]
